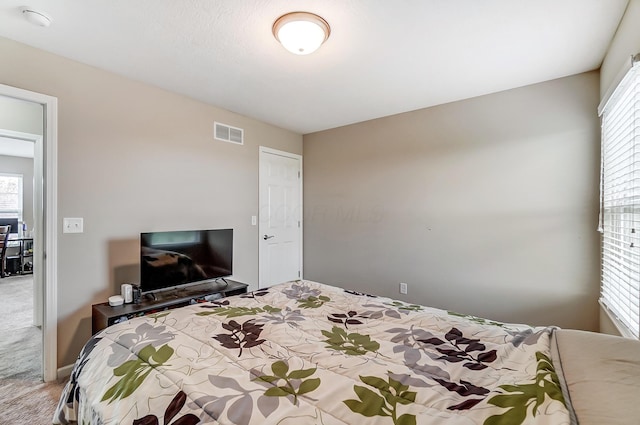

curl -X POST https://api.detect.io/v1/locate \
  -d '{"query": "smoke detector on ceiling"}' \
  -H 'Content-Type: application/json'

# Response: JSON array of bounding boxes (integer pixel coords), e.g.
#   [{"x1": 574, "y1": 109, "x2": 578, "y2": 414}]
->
[{"x1": 21, "y1": 7, "x2": 52, "y2": 27}]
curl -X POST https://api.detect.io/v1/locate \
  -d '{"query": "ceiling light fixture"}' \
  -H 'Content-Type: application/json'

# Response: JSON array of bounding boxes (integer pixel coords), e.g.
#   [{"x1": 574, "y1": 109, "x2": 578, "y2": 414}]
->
[
  {"x1": 272, "y1": 12, "x2": 330, "y2": 55},
  {"x1": 21, "y1": 7, "x2": 52, "y2": 27}
]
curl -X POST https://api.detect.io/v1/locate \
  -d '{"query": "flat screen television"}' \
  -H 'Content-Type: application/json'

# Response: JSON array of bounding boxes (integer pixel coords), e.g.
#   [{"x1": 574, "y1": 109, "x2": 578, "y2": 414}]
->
[{"x1": 140, "y1": 229, "x2": 233, "y2": 293}]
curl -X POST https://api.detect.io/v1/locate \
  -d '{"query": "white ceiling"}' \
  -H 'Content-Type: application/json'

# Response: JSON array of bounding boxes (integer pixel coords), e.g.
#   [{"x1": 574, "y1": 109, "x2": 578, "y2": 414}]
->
[{"x1": 0, "y1": 0, "x2": 629, "y2": 134}]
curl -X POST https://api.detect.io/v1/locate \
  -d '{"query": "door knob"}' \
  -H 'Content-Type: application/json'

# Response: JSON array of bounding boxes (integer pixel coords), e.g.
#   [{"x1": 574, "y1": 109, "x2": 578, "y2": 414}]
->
[{"x1": 263, "y1": 234, "x2": 275, "y2": 240}]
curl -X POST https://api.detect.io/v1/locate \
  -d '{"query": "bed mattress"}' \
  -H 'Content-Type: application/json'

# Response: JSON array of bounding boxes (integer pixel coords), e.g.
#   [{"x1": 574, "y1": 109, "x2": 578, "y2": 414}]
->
[{"x1": 53, "y1": 280, "x2": 640, "y2": 424}]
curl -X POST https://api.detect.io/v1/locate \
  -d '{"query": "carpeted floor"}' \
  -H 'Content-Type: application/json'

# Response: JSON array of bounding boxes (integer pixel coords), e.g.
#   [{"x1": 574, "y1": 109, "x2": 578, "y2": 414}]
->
[
  {"x1": 0, "y1": 275, "x2": 60, "y2": 424},
  {"x1": 0, "y1": 275, "x2": 42, "y2": 380},
  {"x1": 0, "y1": 326, "x2": 41, "y2": 380},
  {"x1": 0, "y1": 274, "x2": 34, "y2": 332},
  {"x1": 0, "y1": 377, "x2": 67, "y2": 424}
]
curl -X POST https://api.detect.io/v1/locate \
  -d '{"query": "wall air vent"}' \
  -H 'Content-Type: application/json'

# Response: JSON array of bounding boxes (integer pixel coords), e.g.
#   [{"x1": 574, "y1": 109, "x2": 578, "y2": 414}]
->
[{"x1": 214, "y1": 122, "x2": 244, "y2": 145}]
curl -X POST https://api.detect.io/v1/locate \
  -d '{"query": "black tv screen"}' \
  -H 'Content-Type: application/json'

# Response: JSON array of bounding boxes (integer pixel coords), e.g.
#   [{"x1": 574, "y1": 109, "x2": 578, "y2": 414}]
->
[
  {"x1": 140, "y1": 229, "x2": 233, "y2": 293},
  {"x1": 0, "y1": 218, "x2": 19, "y2": 235}
]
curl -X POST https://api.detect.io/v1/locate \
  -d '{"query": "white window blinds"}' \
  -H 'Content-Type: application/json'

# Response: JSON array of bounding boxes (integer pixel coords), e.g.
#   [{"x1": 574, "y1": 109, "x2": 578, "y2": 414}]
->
[
  {"x1": 599, "y1": 59, "x2": 640, "y2": 338},
  {"x1": 0, "y1": 174, "x2": 23, "y2": 220}
]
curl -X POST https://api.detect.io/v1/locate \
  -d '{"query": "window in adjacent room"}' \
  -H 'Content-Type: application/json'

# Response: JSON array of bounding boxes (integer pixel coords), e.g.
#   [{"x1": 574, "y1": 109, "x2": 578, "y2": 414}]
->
[
  {"x1": 0, "y1": 173, "x2": 23, "y2": 222},
  {"x1": 599, "y1": 55, "x2": 640, "y2": 338}
]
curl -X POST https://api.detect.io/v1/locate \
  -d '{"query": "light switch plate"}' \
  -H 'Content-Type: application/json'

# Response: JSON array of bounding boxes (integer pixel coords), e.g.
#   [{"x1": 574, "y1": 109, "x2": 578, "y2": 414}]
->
[{"x1": 63, "y1": 217, "x2": 83, "y2": 233}]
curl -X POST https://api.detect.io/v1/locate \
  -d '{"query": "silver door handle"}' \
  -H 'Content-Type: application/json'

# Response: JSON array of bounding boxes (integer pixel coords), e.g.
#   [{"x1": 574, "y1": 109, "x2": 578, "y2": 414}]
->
[{"x1": 263, "y1": 235, "x2": 275, "y2": 240}]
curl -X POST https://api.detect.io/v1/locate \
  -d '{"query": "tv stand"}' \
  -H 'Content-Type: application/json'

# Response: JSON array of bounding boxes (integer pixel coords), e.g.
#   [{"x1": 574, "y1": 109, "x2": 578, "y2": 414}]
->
[{"x1": 92, "y1": 279, "x2": 248, "y2": 334}]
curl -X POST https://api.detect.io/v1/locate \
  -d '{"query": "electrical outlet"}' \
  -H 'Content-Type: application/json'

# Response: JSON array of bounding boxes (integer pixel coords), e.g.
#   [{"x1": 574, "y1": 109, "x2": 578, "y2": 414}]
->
[{"x1": 399, "y1": 282, "x2": 408, "y2": 295}]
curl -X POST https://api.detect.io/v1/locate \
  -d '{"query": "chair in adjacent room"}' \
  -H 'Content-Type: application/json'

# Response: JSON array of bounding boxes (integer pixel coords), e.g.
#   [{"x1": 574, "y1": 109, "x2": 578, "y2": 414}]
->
[{"x1": 0, "y1": 225, "x2": 10, "y2": 278}]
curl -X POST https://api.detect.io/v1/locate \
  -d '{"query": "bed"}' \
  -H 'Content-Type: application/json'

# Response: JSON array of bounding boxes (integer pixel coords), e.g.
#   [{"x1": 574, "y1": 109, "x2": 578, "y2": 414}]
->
[{"x1": 53, "y1": 280, "x2": 640, "y2": 424}]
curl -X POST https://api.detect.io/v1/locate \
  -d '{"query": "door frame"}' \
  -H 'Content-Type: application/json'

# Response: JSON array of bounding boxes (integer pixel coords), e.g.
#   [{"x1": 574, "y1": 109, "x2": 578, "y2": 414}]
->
[
  {"x1": 258, "y1": 146, "x2": 303, "y2": 288},
  {"x1": 0, "y1": 83, "x2": 58, "y2": 382}
]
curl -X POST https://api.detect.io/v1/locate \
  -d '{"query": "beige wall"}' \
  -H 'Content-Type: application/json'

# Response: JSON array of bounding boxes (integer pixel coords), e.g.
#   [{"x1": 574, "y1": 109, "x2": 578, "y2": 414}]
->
[
  {"x1": 0, "y1": 155, "x2": 34, "y2": 232},
  {"x1": 304, "y1": 71, "x2": 601, "y2": 331},
  {"x1": 598, "y1": 0, "x2": 640, "y2": 336},
  {"x1": 600, "y1": 0, "x2": 640, "y2": 98},
  {"x1": 0, "y1": 37, "x2": 302, "y2": 367}
]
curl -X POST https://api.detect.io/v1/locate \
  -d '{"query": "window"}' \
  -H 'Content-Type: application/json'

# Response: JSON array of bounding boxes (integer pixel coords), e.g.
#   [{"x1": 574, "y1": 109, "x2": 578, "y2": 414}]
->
[
  {"x1": 0, "y1": 173, "x2": 23, "y2": 221},
  {"x1": 599, "y1": 59, "x2": 640, "y2": 338}
]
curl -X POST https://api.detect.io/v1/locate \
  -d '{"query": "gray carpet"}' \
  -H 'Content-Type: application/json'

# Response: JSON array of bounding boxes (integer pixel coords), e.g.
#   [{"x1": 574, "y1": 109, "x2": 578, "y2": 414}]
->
[
  {"x1": 0, "y1": 275, "x2": 41, "y2": 381},
  {"x1": 0, "y1": 377, "x2": 67, "y2": 424},
  {"x1": 0, "y1": 275, "x2": 34, "y2": 332},
  {"x1": 0, "y1": 275, "x2": 53, "y2": 423},
  {"x1": 0, "y1": 326, "x2": 41, "y2": 380}
]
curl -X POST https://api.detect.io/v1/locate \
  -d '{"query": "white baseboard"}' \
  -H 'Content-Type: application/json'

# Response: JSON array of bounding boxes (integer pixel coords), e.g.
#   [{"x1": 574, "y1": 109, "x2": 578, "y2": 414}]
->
[{"x1": 57, "y1": 364, "x2": 74, "y2": 379}]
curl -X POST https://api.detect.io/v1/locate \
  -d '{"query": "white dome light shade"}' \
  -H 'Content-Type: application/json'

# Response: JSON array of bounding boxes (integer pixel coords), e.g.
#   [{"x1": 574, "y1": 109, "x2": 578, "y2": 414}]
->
[
  {"x1": 21, "y1": 8, "x2": 52, "y2": 27},
  {"x1": 273, "y1": 12, "x2": 330, "y2": 55}
]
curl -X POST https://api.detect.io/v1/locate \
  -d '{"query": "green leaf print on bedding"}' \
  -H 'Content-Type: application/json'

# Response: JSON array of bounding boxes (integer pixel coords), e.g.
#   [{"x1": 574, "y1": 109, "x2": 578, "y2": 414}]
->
[
  {"x1": 385, "y1": 301, "x2": 423, "y2": 312},
  {"x1": 344, "y1": 374, "x2": 417, "y2": 425},
  {"x1": 196, "y1": 306, "x2": 280, "y2": 318},
  {"x1": 146, "y1": 311, "x2": 171, "y2": 323},
  {"x1": 448, "y1": 311, "x2": 505, "y2": 327},
  {"x1": 255, "y1": 360, "x2": 320, "y2": 405},
  {"x1": 298, "y1": 295, "x2": 330, "y2": 309},
  {"x1": 483, "y1": 352, "x2": 566, "y2": 425},
  {"x1": 322, "y1": 326, "x2": 380, "y2": 356},
  {"x1": 102, "y1": 343, "x2": 174, "y2": 404}
]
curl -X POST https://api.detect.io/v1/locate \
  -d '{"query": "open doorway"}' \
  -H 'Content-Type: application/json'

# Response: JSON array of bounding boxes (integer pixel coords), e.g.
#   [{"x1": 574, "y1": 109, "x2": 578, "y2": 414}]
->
[
  {"x1": 0, "y1": 84, "x2": 58, "y2": 383},
  {"x1": 0, "y1": 129, "x2": 40, "y2": 380},
  {"x1": 0, "y1": 97, "x2": 42, "y2": 381}
]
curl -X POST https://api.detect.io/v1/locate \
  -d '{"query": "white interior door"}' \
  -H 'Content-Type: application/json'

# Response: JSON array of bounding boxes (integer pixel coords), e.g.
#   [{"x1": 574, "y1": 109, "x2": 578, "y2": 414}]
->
[{"x1": 259, "y1": 147, "x2": 302, "y2": 288}]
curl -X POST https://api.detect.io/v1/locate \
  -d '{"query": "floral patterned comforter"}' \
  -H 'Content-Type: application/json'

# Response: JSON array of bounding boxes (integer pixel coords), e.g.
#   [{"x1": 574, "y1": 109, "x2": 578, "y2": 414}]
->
[{"x1": 54, "y1": 280, "x2": 572, "y2": 425}]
